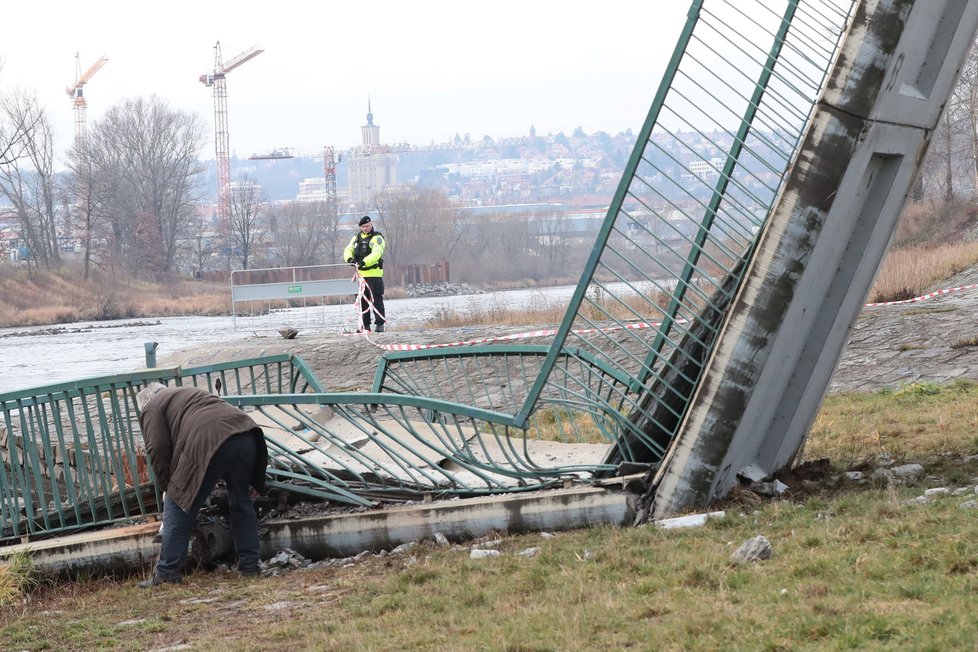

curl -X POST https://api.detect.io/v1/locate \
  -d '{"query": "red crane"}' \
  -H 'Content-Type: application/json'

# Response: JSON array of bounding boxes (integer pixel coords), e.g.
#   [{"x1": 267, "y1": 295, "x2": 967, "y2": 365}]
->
[
  {"x1": 199, "y1": 41, "x2": 264, "y2": 228},
  {"x1": 66, "y1": 53, "x2": 108, "y2": 149}
]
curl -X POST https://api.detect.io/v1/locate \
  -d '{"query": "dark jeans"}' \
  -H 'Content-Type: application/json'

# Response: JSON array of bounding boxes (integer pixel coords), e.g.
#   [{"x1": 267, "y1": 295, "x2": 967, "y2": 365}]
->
[
  {"x1": 155, "y1": 432, "x2": 261, "y2": 580},
  {"x1": 360, "y1": 276, "x2": 386, "y2": 330}
]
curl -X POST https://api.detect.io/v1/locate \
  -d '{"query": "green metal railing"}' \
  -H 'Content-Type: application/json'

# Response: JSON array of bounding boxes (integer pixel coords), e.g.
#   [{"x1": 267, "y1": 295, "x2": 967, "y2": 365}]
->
[
  {"x1": 0, "y1": 0, "x2": 859, "y2": 544},
  {"x1": 0, "y1": 355, "x2": 321, "y2": 542},
  {"x1": 375, "y1": 0, "x2": 855, "y2": 468}
]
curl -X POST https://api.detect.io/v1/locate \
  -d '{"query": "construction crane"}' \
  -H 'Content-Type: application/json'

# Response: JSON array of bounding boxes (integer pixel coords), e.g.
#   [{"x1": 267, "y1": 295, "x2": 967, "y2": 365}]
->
[
  {"x1": 66, "y1": 53, "x2": 108, "y2": 149},
  {"x1": 324, "y1": 145, "x2": 340, "y2": 230},
  {"x1": 199, "y1": 41, "x2": 264, "y2": 227}
]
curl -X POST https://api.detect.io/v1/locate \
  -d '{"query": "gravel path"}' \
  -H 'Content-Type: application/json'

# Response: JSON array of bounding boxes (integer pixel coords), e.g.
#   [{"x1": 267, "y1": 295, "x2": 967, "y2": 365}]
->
[{"x1": 162, "y1": 271, "x2": 978, "y2": 396}]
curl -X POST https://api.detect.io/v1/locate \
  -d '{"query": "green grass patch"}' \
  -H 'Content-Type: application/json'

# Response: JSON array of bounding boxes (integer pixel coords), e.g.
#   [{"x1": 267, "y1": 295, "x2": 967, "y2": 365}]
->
[{"x1": 7, "y1": 380, "x2": 978, "y2": 649}]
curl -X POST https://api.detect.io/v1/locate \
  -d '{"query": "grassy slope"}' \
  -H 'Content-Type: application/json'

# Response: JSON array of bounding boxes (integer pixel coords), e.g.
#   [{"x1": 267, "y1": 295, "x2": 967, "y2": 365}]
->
[
  {"x1": 3, "y1": 383, "x2": 978, "y2": 649},
  {"x1": 4, "y1": 202, "x2": 978, "y2": 647}
]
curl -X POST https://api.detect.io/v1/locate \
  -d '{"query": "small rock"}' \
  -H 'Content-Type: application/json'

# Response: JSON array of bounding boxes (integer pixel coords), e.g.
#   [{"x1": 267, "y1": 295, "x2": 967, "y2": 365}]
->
[
  {"x1": 843, "y1": 471, "x2": 864, "y2": 481},
  {"x1": 518, "y1": 547, "x2": 541, "y2": 558},
  {"x1": 871, "y1": 467, "x2": 894, "y2": 480},
  {"x1": 731, "y1": 536, "x2": 772, "y2": 563},
  {"x1": 279, "y1": 327, "x2": 298, "y2": 340},
  {"x1": 117, "y1": 618, "x2": 147, "y2": 626},
  {"x1": 924, "y1": 487, "x2": 950, "y2": 497},
  {"x1": 749, "y1": 480, "x2": 789, "y2": 497},
  {"x1": 433, "y1": 532, "x2": 450, "y2": 547},
  {"x1": 960, "y1": 500, "x2": 978, "y2": 509},
  {"x1": 391, "y1": 542, "x2": 418, "y2": 555},
  {"x1": 891, "y1": 464, "x2": 924, "y2": 480},
  {"x1": 470, "y1": 549, "x2": 502, "y2": 559}
]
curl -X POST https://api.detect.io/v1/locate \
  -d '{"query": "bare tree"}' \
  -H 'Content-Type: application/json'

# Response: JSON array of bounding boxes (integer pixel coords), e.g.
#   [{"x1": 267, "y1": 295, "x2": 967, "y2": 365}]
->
[
  {"x1": 64, "y1": 141, "x2": 111, "y2": 280},
  {"x1": 228, "y1": 174, "x2": 268, "y2": 270},
  {"x1": 0, "y1": 90, "x2": 63, "y2": 273},
  {"x1": 184, "y1": 211, "x2": 217, "y2": 277},
  {"x1": 86, "y1": 96, "x2": 206, "y2": 276},
  {"x1": 268, "y1": 199, "x2": 337, "y2": 267},
  {"x1": 535, "y1": 209, "x2": 573, "y2": 274},
  {"x1": 0, "y1": 64, "x2": 42, "y2": 167},
  {"x1": 456, "y1": 213, "x2": 534, "y2": 282},
  {"x1": 372, "y1": 186, "x2": 460, "y2": 265},
  {"x1": 954, "y1": 41, "x2": 978, "y2": 194}
]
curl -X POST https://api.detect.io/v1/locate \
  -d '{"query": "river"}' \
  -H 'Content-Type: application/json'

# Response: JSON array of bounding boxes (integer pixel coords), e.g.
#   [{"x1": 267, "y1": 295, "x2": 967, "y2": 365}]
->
[{"x1": 0, "y1": 284, "x2": 596, "y2": 394}]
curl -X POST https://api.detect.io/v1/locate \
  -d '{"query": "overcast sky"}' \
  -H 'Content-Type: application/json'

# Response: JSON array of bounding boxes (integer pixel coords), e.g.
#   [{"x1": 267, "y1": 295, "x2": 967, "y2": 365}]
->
[{"x1": 1, "y1": 1, "x2": 689, "y2": 161}]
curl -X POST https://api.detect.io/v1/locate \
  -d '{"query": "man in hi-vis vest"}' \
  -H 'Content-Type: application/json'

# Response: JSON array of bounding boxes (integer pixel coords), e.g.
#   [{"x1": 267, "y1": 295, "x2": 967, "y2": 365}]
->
[{"x1": 343, "y1": 215, "x2": 386, "y2": 332}]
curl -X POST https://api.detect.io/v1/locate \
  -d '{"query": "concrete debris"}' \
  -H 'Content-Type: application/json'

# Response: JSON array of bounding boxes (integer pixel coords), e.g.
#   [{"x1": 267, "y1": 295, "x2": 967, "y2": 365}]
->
[
  {"x1": 539, "y1": 532, "x2": 555, "y2": 539},
  {"x1": 890, "y1": 464, "x2": 925, "y2": 480},
  {"x1": 518, "y1": 547, "x2": 541, "y2": 558},
  {"x1": 433, "y1": 532, "x2": 450, "y2": 547},
  {"x1": 278, "y1": 327, "x2": 298, "y2": 340},
  {"x1": 843, "y1": 471, "x2": 864, "y2": 481},
  {"x1": 264, "y1": 601, "x2": 293, "y2": 611},
  {"x1": 924, "y1": 487, "x2": 950, "y2": 498},
  {"x1": 655, "y1": 511, "x2": 725, "y2": 529},
  {"x1": 268, "y1": 548, "x2": 310, "y2": 569},
  {"x1": 470, "y1": 549, "x2": 502, "y2": 559},
  {"x1": 731, "y1": 536, "x2": 772, "y2": 563},
  {"x1": 390, "y1": 542, "x2": 418, "y2": 555},
  {"x1": 960, "y1": 500, "x2": 978, "y2": 509},
  {"x1": 474, "y1": 538, "x2": 503, "y2": 549},
  {"x1": 748, "y1": 480, "x2": 789, "y2": 497}
]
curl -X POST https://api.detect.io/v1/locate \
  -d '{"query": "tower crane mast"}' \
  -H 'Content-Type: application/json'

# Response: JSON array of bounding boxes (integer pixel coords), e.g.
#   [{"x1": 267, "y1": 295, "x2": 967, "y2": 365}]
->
[
  {"x1": 199, "y1": 41, "x2": 264, "y2": 229},
  {"x1": 324, "y1": 145, "x2": 339, "y2": 227},
  {"x1": 66, "y1": 53, "x2": 108, "y2": 149}
]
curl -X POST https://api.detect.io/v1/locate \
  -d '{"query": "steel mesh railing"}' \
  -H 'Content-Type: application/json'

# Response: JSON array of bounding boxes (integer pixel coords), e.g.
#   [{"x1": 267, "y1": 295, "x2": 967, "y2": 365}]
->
[
  {"x1": 0, "y1": 355, "x2": 322, "y2": 542},
  {"x1": 374, "y1": 0, "x2": 855, "y2": 469},
  {"x1": 517, "y1": 0, "x2": 855, "y2": 459},
  {"x1": 0, "y1": 0, "x2": 859, "y2": 544}
]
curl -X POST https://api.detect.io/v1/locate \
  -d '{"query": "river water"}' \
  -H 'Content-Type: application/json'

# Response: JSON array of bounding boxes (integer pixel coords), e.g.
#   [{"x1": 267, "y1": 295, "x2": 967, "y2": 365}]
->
[{"x1": 0, "y1": 285, "x2": 594, "y2": 394}]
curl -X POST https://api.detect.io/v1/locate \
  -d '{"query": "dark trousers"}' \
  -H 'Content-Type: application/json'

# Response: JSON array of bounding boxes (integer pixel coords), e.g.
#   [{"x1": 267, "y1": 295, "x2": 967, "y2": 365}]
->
[
  {"x1": 155, "y1": 432, "x2": 261, "y2": 579},
  {"x1": 360, "y1": 276, "x2": 386, "y2": 330}
]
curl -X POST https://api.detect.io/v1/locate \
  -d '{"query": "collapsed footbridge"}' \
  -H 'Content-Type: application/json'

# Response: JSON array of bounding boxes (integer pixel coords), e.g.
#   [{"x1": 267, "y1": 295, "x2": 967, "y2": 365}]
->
[{"x1": 3, "y1": 0, "x2": 978, "y2": 573}]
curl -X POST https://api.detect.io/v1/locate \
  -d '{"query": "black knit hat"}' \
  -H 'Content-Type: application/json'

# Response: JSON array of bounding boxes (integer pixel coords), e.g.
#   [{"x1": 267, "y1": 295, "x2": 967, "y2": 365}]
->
[{"x1": 359, "y1": 215, "x2": 371, "y2": 226}]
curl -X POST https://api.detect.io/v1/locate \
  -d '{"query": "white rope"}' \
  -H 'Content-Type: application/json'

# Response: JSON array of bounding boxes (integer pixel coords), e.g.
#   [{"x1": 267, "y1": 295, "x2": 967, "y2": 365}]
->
[{"x1": 346, "y1": 268, "x2": 386, "y2": 335}]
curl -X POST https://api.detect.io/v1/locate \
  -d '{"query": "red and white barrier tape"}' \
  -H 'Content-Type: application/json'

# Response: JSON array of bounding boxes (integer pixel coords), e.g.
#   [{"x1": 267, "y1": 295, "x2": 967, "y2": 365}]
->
[
  {"x1": 862, "y1": 282, "x2": 978, "y2": 307},
  {"x1": 347, "y1": 282, "x2": 978, "y2": 351},
  {"x1": 364, "y1": 320, "x2": 688, "y2": 352}
]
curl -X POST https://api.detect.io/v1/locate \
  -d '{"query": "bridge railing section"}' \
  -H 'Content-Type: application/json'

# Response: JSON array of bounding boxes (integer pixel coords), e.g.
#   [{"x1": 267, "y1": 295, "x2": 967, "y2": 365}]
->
[
  {"x1": 0, "y1": 354, "x2": 321, "y2": 543},
  {"x1": 226, "y1": 393, "x2": 620, "y2": 505},
  {"x1": 514, "y1": 0, "x2": 856, "y2": 464}
]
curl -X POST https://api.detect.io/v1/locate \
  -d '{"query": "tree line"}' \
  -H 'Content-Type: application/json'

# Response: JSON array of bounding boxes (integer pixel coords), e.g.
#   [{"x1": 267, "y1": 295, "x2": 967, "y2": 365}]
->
[
  {"x1": 14, "y1": 35, "x2": 978, "y2": 288},
  {"x1": 0, "y1": 66, "x2": 590, "y2": 285}
]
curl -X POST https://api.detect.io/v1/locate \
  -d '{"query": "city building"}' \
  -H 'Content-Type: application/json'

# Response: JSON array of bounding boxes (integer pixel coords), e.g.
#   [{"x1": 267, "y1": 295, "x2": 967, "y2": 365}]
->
[{"x1": 347, "y1": 101, "x2": 398, "y2": 207}]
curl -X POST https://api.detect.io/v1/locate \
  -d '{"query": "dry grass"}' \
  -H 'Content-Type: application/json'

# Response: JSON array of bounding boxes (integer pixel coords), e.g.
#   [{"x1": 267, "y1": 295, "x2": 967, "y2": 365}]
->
[
  {"x1": 0, "y1": 553, "x2": 37, "y2": 609},
  {"x1": 424, "y1": 295, "x2": 569, "y2": 328},
  {"x1": 869, "y1": 241, "x2": 978, "y2": 303},
  {"x1": 5, "y1": 381, "x2": 978, "y2": 649},
  {"x1": 802, "y1": 379, "x2": 978, "y2": 468},
  {"x1": 0, "y1": 267, "x2": 230, "y2": 328}
]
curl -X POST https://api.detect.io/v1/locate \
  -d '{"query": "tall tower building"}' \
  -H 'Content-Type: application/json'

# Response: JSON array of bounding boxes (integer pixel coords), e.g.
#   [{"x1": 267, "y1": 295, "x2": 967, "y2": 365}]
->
[{"x1": 348, "y1": 100, "x2": 398, "y2": 208}]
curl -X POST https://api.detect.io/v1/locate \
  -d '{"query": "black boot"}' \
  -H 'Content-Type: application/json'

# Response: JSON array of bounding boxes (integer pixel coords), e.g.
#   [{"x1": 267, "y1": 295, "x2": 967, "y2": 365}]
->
[{"x1": 375, "y1": 324, "x2": 385, "y2": 333}]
